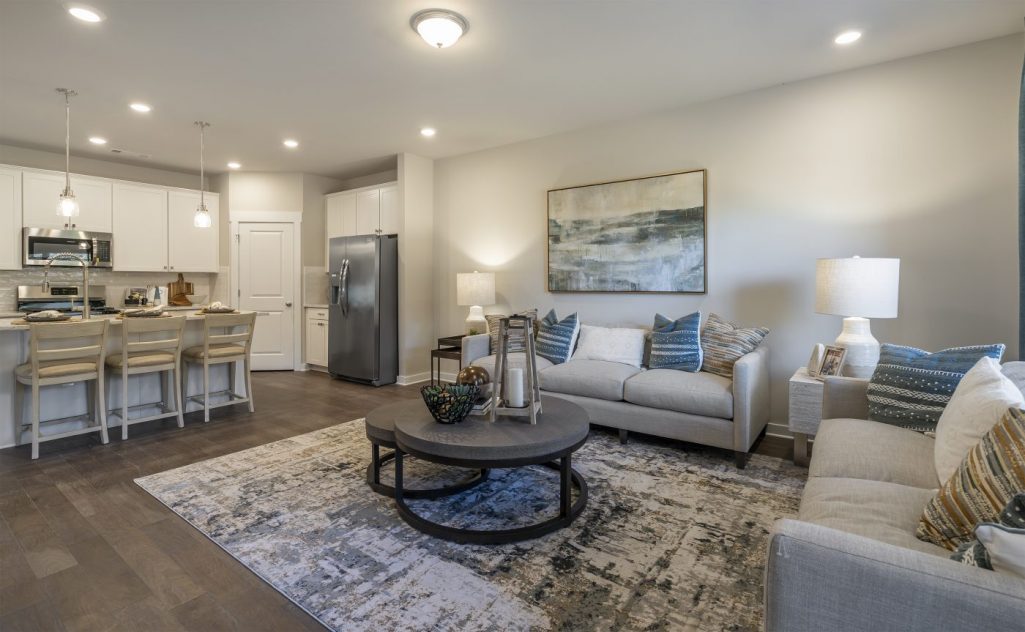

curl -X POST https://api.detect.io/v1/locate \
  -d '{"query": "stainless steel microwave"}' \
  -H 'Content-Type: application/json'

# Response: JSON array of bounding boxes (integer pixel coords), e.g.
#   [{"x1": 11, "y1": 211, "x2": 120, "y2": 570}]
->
[{"x1": 23, "y1": 228, "x2": 113, "y2": 268}]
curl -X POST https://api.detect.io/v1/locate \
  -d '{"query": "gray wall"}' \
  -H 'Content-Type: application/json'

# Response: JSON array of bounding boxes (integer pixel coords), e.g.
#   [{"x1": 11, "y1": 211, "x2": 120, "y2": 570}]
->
[{"x1": 433, "y1": 35, "x2": 1023, "y2": 427}]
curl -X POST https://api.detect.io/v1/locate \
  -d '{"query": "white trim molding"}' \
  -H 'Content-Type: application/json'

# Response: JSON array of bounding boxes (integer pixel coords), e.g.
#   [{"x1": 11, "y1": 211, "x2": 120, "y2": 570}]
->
[{"x1": 397, "y1": 372, "x2": 431, "y2": 386}]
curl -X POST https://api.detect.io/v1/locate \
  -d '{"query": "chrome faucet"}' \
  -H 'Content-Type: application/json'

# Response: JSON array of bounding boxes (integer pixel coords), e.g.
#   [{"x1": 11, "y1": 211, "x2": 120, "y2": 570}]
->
[{"x1": 42, "y1": 254, "x2": 91, "y2": 319}]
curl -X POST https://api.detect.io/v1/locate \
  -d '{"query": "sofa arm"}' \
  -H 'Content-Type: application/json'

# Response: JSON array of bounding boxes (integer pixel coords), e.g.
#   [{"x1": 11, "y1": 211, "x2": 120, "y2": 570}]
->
[
  {"x1": 821, "y1": 376, "x2": 869, "y2": 420},
  {"x1": 732, "y1": 345, "x2": 770, "y2": 453},
  {"x1": 461, "y1": 333, "x2": 491, "y2": 366},
  {"x1": 765, "y1": 519, "x2": 1025, "y2": 632}
]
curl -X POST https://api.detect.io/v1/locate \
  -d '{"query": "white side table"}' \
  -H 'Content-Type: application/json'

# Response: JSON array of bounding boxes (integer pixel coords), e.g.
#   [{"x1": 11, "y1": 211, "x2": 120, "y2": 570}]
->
[{"x1": 788, "y1": 367, "x2": 824, "y2": 467}]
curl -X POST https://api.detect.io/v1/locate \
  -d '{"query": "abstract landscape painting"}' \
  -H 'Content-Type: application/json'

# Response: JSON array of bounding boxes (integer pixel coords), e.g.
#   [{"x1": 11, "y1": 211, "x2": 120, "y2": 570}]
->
[{"x1": 547, "y1": 169, "x2": 706, "y2": 293}]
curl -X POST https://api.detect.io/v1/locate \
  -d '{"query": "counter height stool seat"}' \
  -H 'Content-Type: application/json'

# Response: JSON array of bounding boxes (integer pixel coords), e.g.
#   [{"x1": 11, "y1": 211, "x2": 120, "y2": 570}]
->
[{"x1": 364, "y1": 401, "x2": 488, "y2": 499}]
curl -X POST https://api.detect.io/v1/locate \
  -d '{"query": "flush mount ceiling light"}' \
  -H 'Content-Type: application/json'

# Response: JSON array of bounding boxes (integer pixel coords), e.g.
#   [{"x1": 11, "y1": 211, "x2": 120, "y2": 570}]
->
[
  {"x1": 410, "y1": 9, "x2": 468, "y2": 48},
  {"x1": 834, "y1": 30, "x2": 862, "y2": 45},
  {"x1": 283, "y1": 139, "x2": 299, "y2": 149},
  {"x1": 88, "y1": 136, "x2": 107, "y2": 145},
  {"x1": 130, "y1": 102, "x2": 151, "y2": 113},
  {"x1": 420, "y1": 127, "x2": 436, "y2": 137},
  {"x1": 227, "y1": 161, "x2": 241, "y2": 169},
  {"x1": 66, "y1": 4, "x2": 104, "y2": 23}
]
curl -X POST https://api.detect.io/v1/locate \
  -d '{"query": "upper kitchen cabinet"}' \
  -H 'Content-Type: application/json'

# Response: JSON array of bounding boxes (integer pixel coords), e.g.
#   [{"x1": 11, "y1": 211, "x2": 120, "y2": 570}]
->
[
  {"x1": 326, "y1": 192, "x2": 356, "y2": 239},
  {"x1": 0, "y1": 167, "x2": 22, "y2": 270},
  {"x1": 168, "y1": 190, "x2": 219, "y2": 272},
  {"x1": 379, "y1": 184, "x2": 399, "y2": 235},
  {"x1": 22, "y1": 170, "x2": 112, "y2": 232},
  {"x1": 355, "y1": 189, "x2": 380, "y2": 235},
  {"x1": 324, "y1": 182, "x2": 398, "y2": 245},
  {"x1": 113, "y1": 182, "x2": 169, "y2": 272}
]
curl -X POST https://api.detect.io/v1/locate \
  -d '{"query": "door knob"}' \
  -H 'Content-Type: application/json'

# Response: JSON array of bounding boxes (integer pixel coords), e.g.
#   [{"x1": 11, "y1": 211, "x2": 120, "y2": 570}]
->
[{"x1": 285, "y1": 302, "x2": 292, "y2": 307}]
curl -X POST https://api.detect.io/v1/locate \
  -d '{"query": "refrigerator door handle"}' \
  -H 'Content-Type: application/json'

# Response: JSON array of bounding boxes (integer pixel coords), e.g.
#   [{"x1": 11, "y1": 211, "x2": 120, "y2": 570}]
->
[
  {"x1": 333, "y1": 261, "x2": 346, "y2": 307},
  {"x1": 340, "y1": 259, "x2": 350, "y2": 316}
]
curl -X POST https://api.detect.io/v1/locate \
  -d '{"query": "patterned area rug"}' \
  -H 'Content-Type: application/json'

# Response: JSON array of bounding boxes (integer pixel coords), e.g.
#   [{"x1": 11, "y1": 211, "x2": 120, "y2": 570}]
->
[{"x1": 135, "y1": 420, "x2": 805, "y2": 631}]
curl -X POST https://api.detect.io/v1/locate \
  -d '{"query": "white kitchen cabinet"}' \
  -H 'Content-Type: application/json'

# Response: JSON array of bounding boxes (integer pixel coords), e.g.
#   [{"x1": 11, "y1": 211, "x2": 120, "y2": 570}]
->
[
  {"x1": 325, "y1": 192, "x2": 357, "y2": 261},
  {"x1": 355, "y1": 189, "x2": 380, "y2": 236},
  {"x1": 0, "y1": 167, "x2": 21, "y2": 270},
  {"x1": 379, "y1": 185, "x2": 399, "y2": 235},
  {"x1": 112, "y1": 182, "x2": 168, "y2": 272},
  {"x1": 168, "y1": 190, "x2": 219, "y2": 273},
  {"x1": 22, "y1": 170, "x2": 112, "y2": 232},
  {"x1": 305, "y1": 308, "x2": 329, "y2": 368}
]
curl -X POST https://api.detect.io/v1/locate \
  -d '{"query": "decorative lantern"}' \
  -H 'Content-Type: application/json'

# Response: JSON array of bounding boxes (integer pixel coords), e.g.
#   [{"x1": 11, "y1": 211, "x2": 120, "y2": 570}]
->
[{"x1": 489, "y1": 315, "x2": 542, "y2": 424}]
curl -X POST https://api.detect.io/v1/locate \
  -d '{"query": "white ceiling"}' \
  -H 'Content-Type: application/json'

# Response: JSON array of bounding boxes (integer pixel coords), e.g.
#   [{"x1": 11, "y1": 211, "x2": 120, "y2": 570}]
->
[{"x1": 1, "y1": 0, "x2": 1021, "y2": 179}]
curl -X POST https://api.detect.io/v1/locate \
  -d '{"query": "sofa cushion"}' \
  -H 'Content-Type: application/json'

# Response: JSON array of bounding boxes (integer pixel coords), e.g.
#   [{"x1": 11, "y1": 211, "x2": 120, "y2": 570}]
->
[
  {"x1": 798, "y1": 476, "x2": 947, "y2": 557},
  {"x1": 539, "y1": 359, "x2": 640, "y2": 401},
  {"x1": 810, "y1": 418, "x2": 940, "y2": 489},
  {"x1": 623, "y1": 369, "x2": 733, "y2": 419},
  {"x1": 699, "y1": 313, "x2": 769, "y2": 378},
  {"x1": 572, "y1": 324, "x2": 646, "y2": 368},
  {"x1": 470, "y1": 353, "x2": 553, "y2": 381}
]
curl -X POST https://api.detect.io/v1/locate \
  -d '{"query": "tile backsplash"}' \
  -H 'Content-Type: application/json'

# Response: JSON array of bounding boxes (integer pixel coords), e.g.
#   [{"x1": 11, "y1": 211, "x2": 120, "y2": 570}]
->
[{"x1": 0, "y1": 266, "x2": 231, "y2": 311}]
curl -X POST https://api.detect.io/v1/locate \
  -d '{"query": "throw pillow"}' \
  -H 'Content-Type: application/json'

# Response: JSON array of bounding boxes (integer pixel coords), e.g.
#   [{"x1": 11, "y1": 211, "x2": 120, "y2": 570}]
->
[
  {"x1": 934, "y1": 357, "x2": 1025, "y2": 482},
  {"x1": 867, "y1": 343, "x2": 1006, "y2": 433},
  {"x1": 699, "y1": 313, "x2": 769, "y2": 378},
  {"x1": 572, "y1": 325, "x2": 646, "y2": 367},
  {"x1": 917, "y1": 408, "x2": 1025, "y2": 550},
  {"x1": 535, "y1": 309, "x2": 580, "y2": 365},
  {"x1": 951, "y1": 494, "x2": 1025, "y2": 577},
  {"x1": 486, "y1": 309, "x2": 538, "y2": 354},
  {"x1": 648, "y1": 312, "x2": 702, "y2": 371}
]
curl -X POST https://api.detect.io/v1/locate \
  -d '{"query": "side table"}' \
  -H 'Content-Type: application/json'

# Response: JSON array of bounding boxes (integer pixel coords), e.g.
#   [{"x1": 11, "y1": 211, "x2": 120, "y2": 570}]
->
[
  {"x1": 788, "y1": 367, "x2": 823, "y2": 467},
  {"x1": 430, "y1": 335, "x2": 464, "y2": 385}
]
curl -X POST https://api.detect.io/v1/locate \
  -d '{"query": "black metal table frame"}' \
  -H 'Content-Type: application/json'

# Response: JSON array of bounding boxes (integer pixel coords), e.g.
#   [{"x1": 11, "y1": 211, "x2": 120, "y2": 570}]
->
[
  {"x1": 392, "y1": 436, "x2": 588, "y2": 545},
  {"x1": 366, "y1": 440, "x2": 489, "y2": 500}
]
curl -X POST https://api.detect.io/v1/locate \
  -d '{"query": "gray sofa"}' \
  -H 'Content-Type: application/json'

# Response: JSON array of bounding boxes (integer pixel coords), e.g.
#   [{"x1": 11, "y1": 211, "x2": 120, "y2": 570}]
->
[
  {"x1": 765, "y1": 367, "x2": 1025, "y2": 631},
  {"x1": 461, "y1": 333, "x2": 770, "y2": 467}
]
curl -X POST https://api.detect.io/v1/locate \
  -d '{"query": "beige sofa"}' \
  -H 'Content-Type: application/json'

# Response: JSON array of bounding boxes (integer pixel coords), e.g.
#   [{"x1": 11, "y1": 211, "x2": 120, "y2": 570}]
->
[{"x1": 461, "y1": 333, "x2": 770, "y2": 467}]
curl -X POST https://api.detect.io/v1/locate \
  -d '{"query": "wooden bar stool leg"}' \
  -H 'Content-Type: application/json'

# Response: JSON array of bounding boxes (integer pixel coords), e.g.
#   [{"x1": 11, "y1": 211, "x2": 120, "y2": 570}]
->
[
  {"x1": 228, "y1": 361, "x2": 236, "y2": 399},
  {"x1": 13, "y1": 381, "x2": 22, "y2": 447},
  {"x1": 30, "y1": 382, "x2": 40, "y2": 460},
  {"x1": 202, "y1": 362, "x2": 210, "y2": 422},
  {"x1": 173, "y1": 364, "x2": 185, "y2": 428},
  {"x1": 181, "y1": 361, "x2": 189, "y2": 416},
  {"x1": 121, "y1": 368, "x2": 130, "y2": 440},
  {"x1": 97, "y1": 368, "x2": 108, "y2": 445},
  {"x1": 244, "y1": 358, "x2": 254, "y2": 413}
]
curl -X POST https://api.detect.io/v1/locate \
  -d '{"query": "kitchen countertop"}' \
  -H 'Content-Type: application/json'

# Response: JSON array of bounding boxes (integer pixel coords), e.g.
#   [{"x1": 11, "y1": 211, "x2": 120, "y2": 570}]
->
[
  {"x1": 0, "y1": 310, "x2": 252, "y2": 332},
  {"x1": 305, "y1": 303, "x2": 329, "y2": 309}
]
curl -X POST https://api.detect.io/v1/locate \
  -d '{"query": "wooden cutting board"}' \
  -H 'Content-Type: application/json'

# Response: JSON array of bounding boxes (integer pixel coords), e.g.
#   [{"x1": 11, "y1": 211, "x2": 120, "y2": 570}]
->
[{"x1": 168, "y1": 273, "x2": 194, "y2": 306}]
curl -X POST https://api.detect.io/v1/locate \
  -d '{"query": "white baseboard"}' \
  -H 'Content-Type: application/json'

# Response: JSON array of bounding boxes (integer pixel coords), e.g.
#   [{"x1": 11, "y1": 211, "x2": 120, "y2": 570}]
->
[{"x1": 397, "y1": 372, "x2": 431, "y2": 386}]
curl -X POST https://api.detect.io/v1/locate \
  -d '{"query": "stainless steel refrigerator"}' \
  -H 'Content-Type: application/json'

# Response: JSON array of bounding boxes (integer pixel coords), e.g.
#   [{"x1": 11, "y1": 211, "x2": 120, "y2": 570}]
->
[{"x1": 328, "y1": 234, "x2": 398, "y2": 386}]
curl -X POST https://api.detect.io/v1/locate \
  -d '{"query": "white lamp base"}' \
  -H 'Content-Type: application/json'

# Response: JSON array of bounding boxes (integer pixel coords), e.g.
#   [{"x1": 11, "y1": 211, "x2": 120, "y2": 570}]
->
[
  {"x1": 465, "y1": 305, "x2": 488, "y2": 335},
  {"x1": 834, "y1": 316, "x2": 880, "y2": 379}
]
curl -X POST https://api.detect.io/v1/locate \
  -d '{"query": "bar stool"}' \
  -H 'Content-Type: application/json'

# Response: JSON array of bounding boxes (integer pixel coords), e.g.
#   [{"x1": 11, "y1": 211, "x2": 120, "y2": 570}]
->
[
  {"x1": 14, "y1": 320, "x2": 110, "y2": 459},
  {"x1": 106, "y1": 315, "x2": 187, "y2": 440},
  {"x1": 182, "y1": 312, "x2": 256, "y2": 422}
]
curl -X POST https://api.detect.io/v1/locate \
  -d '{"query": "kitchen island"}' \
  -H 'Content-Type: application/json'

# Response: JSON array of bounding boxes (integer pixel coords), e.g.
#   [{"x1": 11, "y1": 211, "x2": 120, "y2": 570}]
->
[{"x1": 0, "y1": 310, "x2": 251, "y2": 450}]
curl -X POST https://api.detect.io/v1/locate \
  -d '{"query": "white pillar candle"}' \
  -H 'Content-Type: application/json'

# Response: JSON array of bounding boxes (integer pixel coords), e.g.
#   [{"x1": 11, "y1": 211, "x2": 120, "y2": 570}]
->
[{"x1": 507, "y1": 368, "x2": 525, "y2": 407}]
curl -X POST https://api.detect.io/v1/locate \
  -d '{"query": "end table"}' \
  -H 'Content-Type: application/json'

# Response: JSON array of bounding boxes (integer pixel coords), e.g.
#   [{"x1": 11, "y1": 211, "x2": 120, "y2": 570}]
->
[
  {"x1": 788, "y1": 367, "x2": 823, "y2": 467},
  {"x1": 430, "y1": 335, "x2": 464, "y2": 385}
]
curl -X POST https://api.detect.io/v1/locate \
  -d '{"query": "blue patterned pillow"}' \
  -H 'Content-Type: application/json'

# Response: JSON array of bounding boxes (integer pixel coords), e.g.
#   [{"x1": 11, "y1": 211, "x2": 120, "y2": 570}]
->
[
  {"x1": 867, "y1": 343, "x2": 1005, "y2": 432},
  {"x1": 535, "y1": 310, "x2": 579, "y2": 365},
  {"x1": 648, "y1": 312, "x2": 702, "y2": 371},
  {"x1": 951, "y1": 493, "x2": 1025, "y2": 570}
]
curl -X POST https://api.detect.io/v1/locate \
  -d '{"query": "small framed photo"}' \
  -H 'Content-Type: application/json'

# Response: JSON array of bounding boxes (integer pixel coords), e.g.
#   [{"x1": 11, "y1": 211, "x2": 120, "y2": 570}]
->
[{"x1": 817, "y1": 345, "x2": 847, "y2": 378}]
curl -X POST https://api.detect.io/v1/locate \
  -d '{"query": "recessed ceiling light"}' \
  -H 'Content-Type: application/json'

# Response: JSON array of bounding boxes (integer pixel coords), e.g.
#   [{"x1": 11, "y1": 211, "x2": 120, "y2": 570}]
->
[
  {"x1": 283, "y1": 139, "x2": 299, "y2": 149},
  {"x1": 420, "y1": 127, "x2": 437, "y2": 138},
  {"x1": 88, "y1": 136, "x2": 107, "y2": 145},
  {"x1": 227, "y1": 161, "x2": 241, "y2": 169},
  {"x1": 130, "y1": 102, "x2": 151, "y2": 113},
  {"x1": 66, "y1": 4, "x2": 104, "y2": 23},
  {"x1": 834, "y1": 30, "x2": 862, "y2": 45},
  {"x1": 410, "y1": 9, "x2": 468, "y2": 48}
]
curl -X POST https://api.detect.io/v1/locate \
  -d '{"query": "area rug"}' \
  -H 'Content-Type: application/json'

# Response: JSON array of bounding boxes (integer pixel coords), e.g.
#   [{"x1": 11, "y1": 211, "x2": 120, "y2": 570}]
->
[{"x1": 135, "y1": 420, "x2": 806, "y2": 631}]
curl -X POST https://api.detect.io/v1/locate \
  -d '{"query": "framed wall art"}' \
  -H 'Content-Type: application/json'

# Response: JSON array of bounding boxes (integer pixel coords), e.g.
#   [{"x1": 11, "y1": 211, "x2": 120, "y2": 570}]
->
[{"x1": 547, "y1": 169, "x2": 706, "y2": 293}]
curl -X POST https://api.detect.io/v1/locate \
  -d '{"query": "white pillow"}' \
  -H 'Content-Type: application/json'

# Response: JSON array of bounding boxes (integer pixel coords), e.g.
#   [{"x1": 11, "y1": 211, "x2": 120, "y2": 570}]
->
[
  {"x1": 975, "y1": 524, "x2": 1025, "y2": 579},
  {"x1": 571, "y1": 325, "x2": 646, "y2": 367},
  {"x1": 934, "y1": 357, "x2": 1025, "y2": 482}
]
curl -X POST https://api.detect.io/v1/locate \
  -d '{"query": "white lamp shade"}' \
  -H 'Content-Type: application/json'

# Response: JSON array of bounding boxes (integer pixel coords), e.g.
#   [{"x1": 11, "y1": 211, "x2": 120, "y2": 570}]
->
[
  {"x1": 815, "y1": 257, "x2": 900, "y2": 318},
  {"x1": 456, "y1": 271, "x2": 495, "y2": 306}
]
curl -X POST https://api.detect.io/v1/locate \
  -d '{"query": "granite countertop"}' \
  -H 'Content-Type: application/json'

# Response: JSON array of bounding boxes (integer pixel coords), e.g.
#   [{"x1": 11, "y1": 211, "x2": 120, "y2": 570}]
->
[
  {"x1": 305, "y1": 303, "x2": 329, "y2": 309},
  {"x1": 0, "y1": 310, "x2": 252, "y2": 332}
]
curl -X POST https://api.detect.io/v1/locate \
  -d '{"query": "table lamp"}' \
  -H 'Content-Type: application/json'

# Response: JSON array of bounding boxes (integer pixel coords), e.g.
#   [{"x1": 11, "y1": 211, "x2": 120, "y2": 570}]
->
[
  {"x1": 456, "y1": 271, "x2": 495, "y2": 335},
  {"x1": 815, "y1": 256, "x2": 900, "y2": 378}
]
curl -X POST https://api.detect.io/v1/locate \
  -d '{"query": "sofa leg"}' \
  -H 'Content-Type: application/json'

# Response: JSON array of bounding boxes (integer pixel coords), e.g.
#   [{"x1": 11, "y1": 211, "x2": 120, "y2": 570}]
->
[
  {"x1": 618, "y1": 429, "x2": 629, "y2": 445},
  {"x1": 734, "y1": 451, "x2": 749, "y2": 469}
]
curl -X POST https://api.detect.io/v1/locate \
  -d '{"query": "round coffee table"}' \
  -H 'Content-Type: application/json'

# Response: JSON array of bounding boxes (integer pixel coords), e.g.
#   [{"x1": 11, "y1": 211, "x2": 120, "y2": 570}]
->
[
  {"x1": 364, "y1": 401, "x2": 488, "y2": 499},
  {"x1": 389, "y1": 396, "x2": 589, "y2": 544}
]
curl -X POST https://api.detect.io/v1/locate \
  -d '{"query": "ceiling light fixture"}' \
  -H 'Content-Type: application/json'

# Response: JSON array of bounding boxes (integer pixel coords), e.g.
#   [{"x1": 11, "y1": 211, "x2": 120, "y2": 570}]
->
[
  {"x1": 834, "y1": 30, "x2": 862, "y2": 45},
  {"x1": 283, "y1": 139, "x2": 299, "y2": 149},
  {"x1": 66, "y1": 4, "x2": 104, "y2": 23},
  {"x1": 88, "y1": 136, "x2": 107, "y2": 145},
  {"x1": 130, "y1": 102, "x2": 151, "y2": 113},
  {"x1": 55, "y1": 88, "x2": 80, "y2": 225},
  {"x1": 227, "y1": 161, "x2": 241, "y2": 169},
  {"x1": 193, "y1": 122, "x2": 212, "y2": 229},
  {"x1": 410, "y1": 9, "x2": 468, "y2": 48},
  {"x1": 420, "y1": 127, "x2": 436, "y2": 137}
]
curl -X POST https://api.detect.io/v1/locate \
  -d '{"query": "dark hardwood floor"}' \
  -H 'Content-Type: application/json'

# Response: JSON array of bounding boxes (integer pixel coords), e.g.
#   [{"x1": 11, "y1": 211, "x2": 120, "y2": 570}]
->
[{"x1": 0, "y1": 370, "x2": 795, "y2": 632}]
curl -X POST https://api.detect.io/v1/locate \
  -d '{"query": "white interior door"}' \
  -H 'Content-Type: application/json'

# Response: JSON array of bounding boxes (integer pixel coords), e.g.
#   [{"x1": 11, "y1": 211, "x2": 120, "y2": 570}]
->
[{"x1": 237, "y1": 222, "x2": 295, "y2": 370}]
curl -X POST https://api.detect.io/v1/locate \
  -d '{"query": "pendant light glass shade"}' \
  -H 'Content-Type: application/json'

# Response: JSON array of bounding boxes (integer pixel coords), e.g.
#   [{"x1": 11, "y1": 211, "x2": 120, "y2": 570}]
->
[
  {"x1": 194, "y1": 121, "x2": 211, "y2": 228},
  {"x1": 55, "y1": 88, "x2": 80, "y2": 221}
]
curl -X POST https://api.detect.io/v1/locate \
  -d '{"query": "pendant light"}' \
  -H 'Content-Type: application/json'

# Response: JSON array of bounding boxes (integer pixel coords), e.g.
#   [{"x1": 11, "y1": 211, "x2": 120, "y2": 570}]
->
[
  {"x1": 193, "y1": 121, "x2": 212, "y2": 228},
  {"x1": 55, "y1": 88, "x2": 80, "y2": 226}
]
